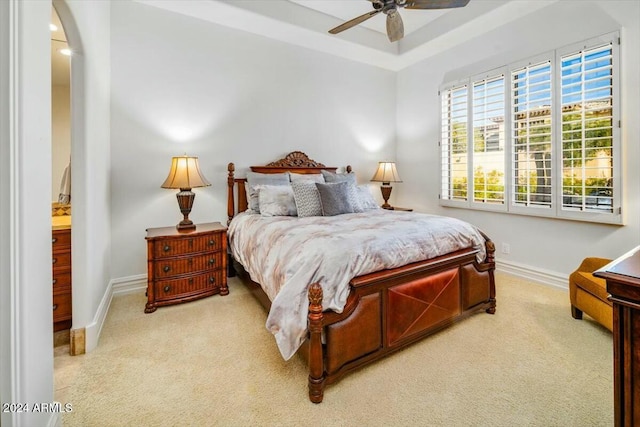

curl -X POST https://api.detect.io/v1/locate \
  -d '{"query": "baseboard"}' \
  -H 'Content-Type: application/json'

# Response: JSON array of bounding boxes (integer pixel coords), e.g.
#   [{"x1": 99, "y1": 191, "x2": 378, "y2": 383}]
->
[
  {"x1": 111, "y1": 274, "x2": 147, "y2": 296},
  {"x1": 81, "y1": 275, "x2": 146, "y2": 353},
  {"x1": 496, "y1": 259, "x2": 568, "y2": 291},
  {"x1": 84, "y1": 280, "x2": 113, "y2": 353}
]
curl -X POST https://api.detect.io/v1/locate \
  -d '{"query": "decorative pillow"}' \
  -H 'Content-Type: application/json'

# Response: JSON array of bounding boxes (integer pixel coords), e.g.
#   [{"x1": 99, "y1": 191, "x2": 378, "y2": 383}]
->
[
  {"x1": 257, "y1": 185, "x2": 297, "y2": 217},
  {"x1": 356, "y1": 185, "x2": 380, "y2": 210},
  {"x1": 290, "y1": 172, "x2": 325, "y2": 183},
  {"x1": 246, "y1": 172, "x2": 290, "y2": 213},
  {"x1": 291, "y1": 180, "x2": 323, "y2": 217},
  {"x1": 321, "y1": 169, "x2": 357, "y2": 185},
  {"x1": 315, "y1": 181, "x2": 364, "y2": 216}
]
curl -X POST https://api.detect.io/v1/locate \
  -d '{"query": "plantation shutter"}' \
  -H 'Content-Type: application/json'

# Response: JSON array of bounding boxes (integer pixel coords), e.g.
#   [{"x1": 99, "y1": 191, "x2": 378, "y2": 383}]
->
[
  {"x1": 472, "y1": 75, "x2": 505, "y2": 205},
  {"x1": 560, "y1": 43, "x2": 614, "y2": 213},
  {"x1": 511, "y1": 61, "x2": 553, "y2": 208},
  {"x1": 440, "y1": 85, "x2": 468, "y2": 202}
]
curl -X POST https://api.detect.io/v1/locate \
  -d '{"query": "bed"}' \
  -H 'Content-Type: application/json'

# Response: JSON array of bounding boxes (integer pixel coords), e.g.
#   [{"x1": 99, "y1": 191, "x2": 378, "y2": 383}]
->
[{"x1": 226, "y1": 151, "x2": 496, "y2": 403}]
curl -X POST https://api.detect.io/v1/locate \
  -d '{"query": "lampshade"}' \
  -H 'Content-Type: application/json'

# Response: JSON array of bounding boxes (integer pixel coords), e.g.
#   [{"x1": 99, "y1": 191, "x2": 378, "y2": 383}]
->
[
  {"x1": 370, "y1": 162, "x2": 402, "y2": 184},
  {"x1": 161, "y1": 155, "x2": 211, "y2": 190}
]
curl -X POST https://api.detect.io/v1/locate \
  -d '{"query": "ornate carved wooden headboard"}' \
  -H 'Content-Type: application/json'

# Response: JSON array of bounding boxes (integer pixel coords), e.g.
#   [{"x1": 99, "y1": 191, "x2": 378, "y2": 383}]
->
[{"x1": 226, "y1": 151, "x2": 352, "y2": 224}]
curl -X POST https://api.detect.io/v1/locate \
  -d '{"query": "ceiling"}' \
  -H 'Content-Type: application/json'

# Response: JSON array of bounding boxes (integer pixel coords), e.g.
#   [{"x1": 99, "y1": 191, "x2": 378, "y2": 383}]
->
[
  {"x1": 50, "y1": 1, "x2": 559, "y2": 75},
  {"x1": 136, "y1": 0, "x2": 558, "y2": 71}
]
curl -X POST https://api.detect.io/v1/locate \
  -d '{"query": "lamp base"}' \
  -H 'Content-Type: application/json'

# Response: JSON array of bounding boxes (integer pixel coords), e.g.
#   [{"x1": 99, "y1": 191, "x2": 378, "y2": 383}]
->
[
  {"x1": 175, "y1": 189, "x2": 196, "y2": 232},
  {"x1": 380, "y1": 185, "x2": 393, "y2": 209},
  {"x1": 176, "y1": 220, "x2": 195, "y2": 231}
]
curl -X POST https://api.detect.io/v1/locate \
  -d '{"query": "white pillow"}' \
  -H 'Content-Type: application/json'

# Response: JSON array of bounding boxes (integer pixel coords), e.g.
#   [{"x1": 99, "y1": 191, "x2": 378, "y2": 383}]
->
[
  {"x1": 321, "y1": 170, "x2": 357, "y2": 185},
  {"x1": 245, "y1": 172, "x2": 290, "y2": 213},
  {"x1": 356, "y1": 185, "x2": 380, "y2": 210},
  {"x1": 257, "y1": 185, "x2": 297, "y2": 217},
  {"x1": 290, "y1": 172, "x2": 325, "y2": 183}
]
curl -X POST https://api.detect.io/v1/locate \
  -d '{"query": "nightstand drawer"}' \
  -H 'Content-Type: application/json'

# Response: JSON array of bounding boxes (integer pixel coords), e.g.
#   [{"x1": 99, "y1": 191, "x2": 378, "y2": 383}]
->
[
  {"x1": 53, "y1": 292, "x2": 72, "y2": 322},
  {"x1": 53, "y1": 271, "x2": 71, "y2": 290},
  {"x1": 153, "y1": 251, "x2": 223, "y2": 279},
  {"x1": 155, "y1": 271, "x2": 223, "y2": 301},
  {"x1": 153, "y1": 234, "x2": 223, "y2": 258},
  {"x1": 52, "y1": 252, "x2": 71, "y2": 268},
  {"x1": 52, "y1": 229, "x2": 71, "y2": 248}
]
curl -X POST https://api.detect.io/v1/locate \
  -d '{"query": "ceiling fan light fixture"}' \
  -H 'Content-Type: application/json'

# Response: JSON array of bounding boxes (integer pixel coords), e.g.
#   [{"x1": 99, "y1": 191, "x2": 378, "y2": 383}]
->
[{"x1": 386, "y1": 10, "x2": 404, "y2": 42}]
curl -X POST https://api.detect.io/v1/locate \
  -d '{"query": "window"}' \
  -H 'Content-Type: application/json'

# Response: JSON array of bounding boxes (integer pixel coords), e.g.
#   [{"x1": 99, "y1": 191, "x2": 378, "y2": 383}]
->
[
  {"x1": 472, "y1": 75, "x2": 505, "y2": 206},
  {"x1": 440, "y1": 84, "x2": 468, "y2": 201},
  {"x1": 560, "y1": 43, "x2": 615, "y2": 214},
  {"x1": 512, "y1": 61, "x2": 552, "y2": 209},
  {"x1": 440, "y1": 32, "x2": 620, "y2": 224}
]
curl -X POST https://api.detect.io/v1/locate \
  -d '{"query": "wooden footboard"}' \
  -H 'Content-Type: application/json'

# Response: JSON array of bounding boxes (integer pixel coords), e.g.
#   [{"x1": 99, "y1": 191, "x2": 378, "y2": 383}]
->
[{"x1": 306, "y1": 241, "x2": 496, "y2": 403}]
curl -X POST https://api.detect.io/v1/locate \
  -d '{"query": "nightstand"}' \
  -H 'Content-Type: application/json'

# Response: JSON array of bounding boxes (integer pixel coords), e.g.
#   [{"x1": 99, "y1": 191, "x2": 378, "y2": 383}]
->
[
  {"x1": 383, "y1": 206, "x2": 413, "y2": 212},
  {"x1": 145, "y1": 222, "x2": 228, "y2": 313}
]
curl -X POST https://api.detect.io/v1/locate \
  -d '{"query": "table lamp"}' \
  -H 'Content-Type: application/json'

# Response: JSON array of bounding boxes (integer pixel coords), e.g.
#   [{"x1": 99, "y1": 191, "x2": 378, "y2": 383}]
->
[
  {"x1": 161, "y1": 155, "x2": 211, "y2": 231},
  {"x1": 370, "y1": 161, "x2": 402, "y2": 209}
]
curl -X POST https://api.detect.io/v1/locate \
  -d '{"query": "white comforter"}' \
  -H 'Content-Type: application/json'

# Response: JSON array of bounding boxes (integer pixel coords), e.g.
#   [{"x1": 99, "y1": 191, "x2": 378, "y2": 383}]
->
[{"x1": 228, "y1": 209, "x2": 486, "y2": 360}]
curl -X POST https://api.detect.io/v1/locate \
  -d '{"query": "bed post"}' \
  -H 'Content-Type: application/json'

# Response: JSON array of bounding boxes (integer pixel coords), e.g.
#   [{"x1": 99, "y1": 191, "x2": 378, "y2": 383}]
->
[
  {"x1": 227, "y1": 162, "x2": 235, "y2": 226},
  {"x1": 482, "y1": 233, "x2": 497, "y2": 315},
  {"x1": 308, "y1": 282, "x2": 325, "y2": 403}
]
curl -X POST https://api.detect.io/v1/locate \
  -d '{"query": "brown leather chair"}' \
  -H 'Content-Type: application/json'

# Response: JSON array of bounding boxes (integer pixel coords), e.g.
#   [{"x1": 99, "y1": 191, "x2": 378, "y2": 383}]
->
[{"x1": 569, "y1": 257, "x2": 613, "y2": 331}]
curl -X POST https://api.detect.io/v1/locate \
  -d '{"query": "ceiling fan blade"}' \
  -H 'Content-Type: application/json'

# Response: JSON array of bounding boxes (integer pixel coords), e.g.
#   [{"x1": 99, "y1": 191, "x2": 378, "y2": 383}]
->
[
  {"x1": 404, "y1": 0, "x2": 470, "y2": 10},
  {"x1": 386, "y1": 10, "x2": 404, "y2": 42},
  {"x1": 328, "y1": 9, "x2": 382, "y2": 34}
]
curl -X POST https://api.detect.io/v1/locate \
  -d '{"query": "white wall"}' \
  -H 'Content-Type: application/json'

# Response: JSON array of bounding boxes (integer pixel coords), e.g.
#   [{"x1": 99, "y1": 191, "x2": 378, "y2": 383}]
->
[
  {"x1": 109, "y1": 1, "x2": 397, "y2": 279},
  {"x1": 0, "y1": 1, "x2": 54, "y2": 425},
  {"x1": 53, "y1": 0, "x2": 112, "y2": 349},
  {"x1": 0, "y1": 0, "x2": 111, "y2": 424},
  {"x1": 397, "y1": 0, "x2": 640, "y2": 279},
  {"x1": 52, "y1": 84, "x2": 70, "y2": 201}
]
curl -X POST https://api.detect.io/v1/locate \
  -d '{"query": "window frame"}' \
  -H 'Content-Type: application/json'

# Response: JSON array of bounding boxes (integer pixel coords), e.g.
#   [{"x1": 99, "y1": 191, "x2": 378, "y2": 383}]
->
[{"x1": 439, "y1": 31, "x2": 621, "y2": 225}]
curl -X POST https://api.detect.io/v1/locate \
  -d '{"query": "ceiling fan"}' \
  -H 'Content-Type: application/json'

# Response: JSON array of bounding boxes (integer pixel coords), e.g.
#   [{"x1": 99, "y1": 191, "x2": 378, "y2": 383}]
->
[{"x1": 328, "y1": 0, "x2": 470, "y2": 43}]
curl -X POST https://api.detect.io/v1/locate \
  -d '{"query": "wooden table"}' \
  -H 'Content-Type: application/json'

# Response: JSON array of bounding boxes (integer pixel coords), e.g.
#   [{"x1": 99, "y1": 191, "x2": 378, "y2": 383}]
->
[{"x1": 594, "y1": 246, "x2": 640, "y2": 427}]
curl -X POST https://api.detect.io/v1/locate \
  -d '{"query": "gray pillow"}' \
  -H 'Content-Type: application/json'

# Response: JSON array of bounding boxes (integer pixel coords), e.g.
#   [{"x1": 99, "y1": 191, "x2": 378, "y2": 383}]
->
[
  {"x1": 315, "y1": 181, "x2": 363, "y2": 216},
  {"x1": 246, "y1": 172, "x2": 290, "y2": 213},
  {"x1": 291, "y1": 180, "x2": 323, "y2": 217},
  {"x1": 321, "y1": 170, "x2": 357, "y2": 185}
]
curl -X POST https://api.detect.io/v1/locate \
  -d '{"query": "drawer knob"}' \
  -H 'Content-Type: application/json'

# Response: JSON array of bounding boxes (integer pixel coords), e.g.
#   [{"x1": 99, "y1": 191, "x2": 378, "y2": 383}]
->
[
  {"x1": 209, "y1": 276, "x2": 215, "y2": 284},
  {"x1": 163, "y1": 245, "x2": 171, "y2": 252},
  {"x1": 209, "y1": 240, "x2": 215, "y2": 246},
  {"x1": 189, "y1": 278, "x2": 194, "y2": 285},
  {"x1": 52, "y1": 237, "x2": 57, "y2": 244},
  {"x1": 52, "y1": 258, "x2": 57, "y2": 264},
  {"x1": 52, "y1": 304, "x2": 58, "y2": 311},
  {"x1": 208, "y1": 258, "x2": 215, "y2": 265},
  {"x1": 53, "y1": 279, "x2": 57, "y2": 285},
  {"x1": 163, "y1": 285, "x2": 171, "y2": 293},
  {"x1": 163, "y1": 265, "x2": 170, "y2": 273}
]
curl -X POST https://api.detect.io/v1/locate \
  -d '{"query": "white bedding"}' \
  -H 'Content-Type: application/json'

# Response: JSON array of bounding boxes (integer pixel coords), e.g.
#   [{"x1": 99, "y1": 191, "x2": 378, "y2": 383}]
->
[{"x1": 228, "y1": 209, "x2": 486, "y2": 360}]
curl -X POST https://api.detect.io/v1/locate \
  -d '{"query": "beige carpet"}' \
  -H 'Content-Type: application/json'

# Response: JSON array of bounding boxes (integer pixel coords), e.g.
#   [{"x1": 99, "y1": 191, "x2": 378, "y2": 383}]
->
[{"x1": 55, "y1": 272, "x2": 613, "y2": 426}]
